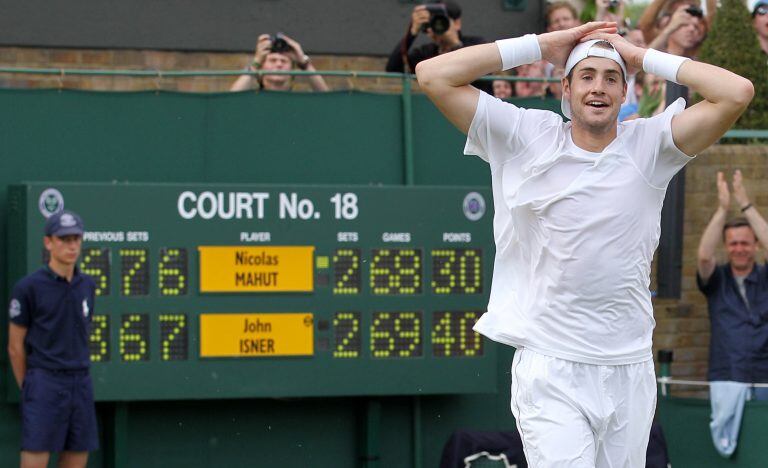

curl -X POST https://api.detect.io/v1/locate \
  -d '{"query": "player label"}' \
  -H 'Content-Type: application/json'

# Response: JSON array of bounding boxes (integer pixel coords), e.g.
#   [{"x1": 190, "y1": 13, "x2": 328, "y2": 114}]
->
[
  {"x1": 200, "y1": 313, "x2": 314, "y2": 357},
  {"x1": 198, "y1": 246, "x2": 314, "y2": 292}
]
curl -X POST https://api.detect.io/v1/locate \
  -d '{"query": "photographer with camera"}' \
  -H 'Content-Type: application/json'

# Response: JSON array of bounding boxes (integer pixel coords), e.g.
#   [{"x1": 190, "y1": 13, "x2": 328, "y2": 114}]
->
[
  {"x1": 638, "y1": 0, "x2": 715, "y2": 58},
  {"x1": 385, "y1": 1, "x2": 486, "y2": 76},
  {"x1": 230, "y1": 33, "x2": 329, "y2": 92},
  {"x1": 647, "y1": 2, "x2": 707, "y2": 58},
  {"x1": 595, "y1": 0, "x2": 625, "y2": 28}
]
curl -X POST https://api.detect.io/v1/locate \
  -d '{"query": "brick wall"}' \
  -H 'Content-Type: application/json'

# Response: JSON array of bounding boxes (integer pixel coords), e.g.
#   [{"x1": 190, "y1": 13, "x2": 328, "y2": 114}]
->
[
  {"x1": 0, "y1": 46, "x2": 400, "y2": 93},
  {"x1": 655, "y1": 144, "x2": 768, "y2": 396}
]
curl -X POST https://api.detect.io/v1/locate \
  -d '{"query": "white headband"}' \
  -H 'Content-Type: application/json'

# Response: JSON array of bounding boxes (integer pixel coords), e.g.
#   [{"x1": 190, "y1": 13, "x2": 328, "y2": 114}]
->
[{"x1": 562, "y1": 40, "x2": 628, "y2": 119}]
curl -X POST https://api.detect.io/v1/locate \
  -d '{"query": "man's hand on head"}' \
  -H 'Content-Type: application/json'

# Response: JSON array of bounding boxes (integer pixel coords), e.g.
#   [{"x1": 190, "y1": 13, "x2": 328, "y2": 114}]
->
[
  {"x1": 410, "y1": 5, "x2": 431, "y2": 36},
  {"x1": 538, "y1": 22, "x2": 618, "y2": 69},
  {"x1": 732, "y1": 170, "x2": 751, "y2": 209},
  {"x1": 578, "y1": 31, "x2": 645, "y2": 74},
  {"x1": 717, "y1": 171, "x2": 731, "y2": 212}
]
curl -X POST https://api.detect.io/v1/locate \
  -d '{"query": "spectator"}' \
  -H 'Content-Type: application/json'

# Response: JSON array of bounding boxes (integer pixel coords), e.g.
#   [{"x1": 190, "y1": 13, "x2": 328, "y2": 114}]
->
[
  {"x1": 386, "y1": 1, "x2": 485, "y2": 74},
  {"x1": 547, "y1": 66, "x2": 565, "y2": 99},
  {"x1": 752, "y1": 0, "x2": 768, "y2": 56},
  {"x1": 492, "y1": 79, "x2": 513, "y2": 99},
  {"x1": 8, "y1": 211, "x2": 98, "y2": 468},
  {"x1": 231, "y1": 33, "x2": 329, "y2": 92},
  {"x1": 622, "y1": 28, "x2": 647, "y2": 109},
  {"x1": 647, "y1": 2, "x2": 707, "y2": 58},
  {"x1": 544, "y1": 2, "x2": 582, "y2": 77},
  {"x1": 638, "y1": 0, "x2": 715, "y2": 55},
  {"x1": 625, "y1": 28, "x2": 647, "y2": 48},
  {"x1": 546, "y1": 1, "x2": 581, "y2": 32},
  {"x1": 595, "y1": 0, "x2": 625, "y2": 26},
  {"x1": 697, "y1": 170, "x2": 768, "y2": 402},
  {"x1": 619, "y1": 71, "x2": 666, "y2": 120},
  {"x1": 513, "y1": 60, "x2": 548, "y2": 97}
]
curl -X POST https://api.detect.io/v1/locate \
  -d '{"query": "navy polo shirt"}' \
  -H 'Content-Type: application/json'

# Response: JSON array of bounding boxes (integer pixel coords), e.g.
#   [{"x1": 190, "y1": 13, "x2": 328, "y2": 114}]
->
[
  {"x1": 8, "y1": 266, "x2": 96, "y2": 371},
  {"x1": 697, "y1": 263, "x2": 768, "y2": 382}
]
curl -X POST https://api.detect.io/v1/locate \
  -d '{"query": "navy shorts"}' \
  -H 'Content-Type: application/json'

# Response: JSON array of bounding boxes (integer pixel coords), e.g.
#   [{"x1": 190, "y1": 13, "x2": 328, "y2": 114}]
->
[{"x1": 21, "y1": 368, "x2": 99, "y2": 452}]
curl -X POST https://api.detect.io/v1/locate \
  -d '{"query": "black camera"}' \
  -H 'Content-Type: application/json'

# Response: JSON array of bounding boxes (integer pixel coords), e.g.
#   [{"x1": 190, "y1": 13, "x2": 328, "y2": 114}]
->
[
  {"x1": 269, "y1": 33, "x2": 291, "y2": 53},
  {"x1": 421, "y1": 4, "x2": 451, "y2": 35},
  {"x1": 685, "y1": 6, "x2": 704, "y2": 17}
]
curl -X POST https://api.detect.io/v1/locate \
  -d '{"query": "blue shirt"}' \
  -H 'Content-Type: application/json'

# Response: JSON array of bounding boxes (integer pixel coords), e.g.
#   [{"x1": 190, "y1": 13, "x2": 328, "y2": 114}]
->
[
  {"x1": 698, "y1": 263, "x2": 768, "y2": 382},
  {"x1": 8, "y1": 266, "x2": 96, "y2": 371}
]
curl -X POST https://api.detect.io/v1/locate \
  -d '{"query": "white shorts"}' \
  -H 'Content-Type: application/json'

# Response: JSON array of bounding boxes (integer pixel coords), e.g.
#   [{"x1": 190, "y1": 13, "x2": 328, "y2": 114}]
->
[{"x1": 510, "y1": 348, "x2": 656, "y2": 468}]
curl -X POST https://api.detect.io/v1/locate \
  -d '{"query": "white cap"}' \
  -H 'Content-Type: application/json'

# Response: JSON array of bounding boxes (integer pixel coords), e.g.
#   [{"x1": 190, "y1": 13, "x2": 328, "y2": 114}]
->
[
  {"x1": 749, "y1": 0, "x2": 768, "y2": 13},
  {"x1": 561, "y1": 40, "x2": 628, "y2": 119}
]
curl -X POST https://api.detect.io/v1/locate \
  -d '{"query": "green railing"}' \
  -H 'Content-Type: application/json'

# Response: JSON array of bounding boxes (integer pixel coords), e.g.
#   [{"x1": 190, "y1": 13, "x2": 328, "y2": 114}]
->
[{"x1": 0, "y1": 67, "x2": 765, "y2": 140}]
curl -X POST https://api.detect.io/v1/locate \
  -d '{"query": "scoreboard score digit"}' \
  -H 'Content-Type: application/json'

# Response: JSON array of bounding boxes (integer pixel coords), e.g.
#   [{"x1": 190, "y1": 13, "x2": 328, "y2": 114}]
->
[{"x1": 7, "y1": 183, "x2": 496, "y2": 400}]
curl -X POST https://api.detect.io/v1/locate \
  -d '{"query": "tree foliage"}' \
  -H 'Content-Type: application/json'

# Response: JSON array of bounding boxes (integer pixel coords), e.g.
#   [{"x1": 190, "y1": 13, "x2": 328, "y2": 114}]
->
[{"x1": 697, "y1": 0, "x2": 768, "y2": 129}]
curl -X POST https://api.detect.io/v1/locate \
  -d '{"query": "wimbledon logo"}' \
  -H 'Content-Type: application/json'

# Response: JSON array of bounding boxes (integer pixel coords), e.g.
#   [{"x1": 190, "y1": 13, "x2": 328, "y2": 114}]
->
[
  {"x1": 462, "y1": 192, "x2": 486, "y2": 221},
  {"x1": 38, "y1": 188, "x2": 64, "y2": 218}
]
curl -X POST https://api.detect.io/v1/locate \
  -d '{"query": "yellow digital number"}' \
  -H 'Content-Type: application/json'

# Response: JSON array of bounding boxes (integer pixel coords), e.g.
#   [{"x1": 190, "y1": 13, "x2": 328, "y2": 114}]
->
[
  {"x1": 459, "y1": 312, "x2": 482, "y2": 356},
  {"x1": 431, "y1": 249, "x2": 456, "y2": 294},
  {"x1": 159, "y1": 248, "x2": 188, "y2": 296},
  {"x1": 431, "y1": 311, "x2": 483, "y2": 357},
  {"x1": 370, "y1": 312, "x2": 395, "y2": 357},
  {"x1": 333, "y1": 312, "x2": 360, "y2": 358},
  {"x1": 81, "y1": 248, "x2": 110, "y2": 296},
  {"x1": 431, "y1": 312, "x2": 456, "y2": 357},
  {"x1": 459, "y1": 250, "x2": 482, "y2": 294},
  {"x1": 159, "y1": 314, "x2": 187, "y2": 361},
  {"x1": 394, "y1": 312, "x2": 420, "y2": 357},
  {"x1": 89, "y1": 315, "x2": 110, "y2": 362},
  {"x1": 333, "y1": 249, "x2": 360, "y2": 295},
  {"x1": 120, "y1": 249, "x2": 149, "y2": 296},
  {"x1": 431, "y1": 249, "x2": 482, "y2": 294},
  {"x1": 370, "y1": 249, "x2": 422, "y2": 295},
  {"x1": 120, "y1": 314, "x2": 149, "y2": 362},
  {"x1": 371, "y1": 312, "x2": 422, "y2": 358}
]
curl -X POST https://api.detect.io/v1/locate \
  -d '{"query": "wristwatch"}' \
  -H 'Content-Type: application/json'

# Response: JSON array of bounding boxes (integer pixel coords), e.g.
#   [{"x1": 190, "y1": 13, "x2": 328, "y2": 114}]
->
[{"x1": 297, "y1": 55, "x2": 311, "y2": 70}]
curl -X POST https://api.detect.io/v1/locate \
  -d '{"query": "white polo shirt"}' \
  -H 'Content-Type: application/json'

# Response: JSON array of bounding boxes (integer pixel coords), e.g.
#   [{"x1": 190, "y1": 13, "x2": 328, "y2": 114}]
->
[{"x1": 465, "y1": 92, "x2": 693, "y2": 365}]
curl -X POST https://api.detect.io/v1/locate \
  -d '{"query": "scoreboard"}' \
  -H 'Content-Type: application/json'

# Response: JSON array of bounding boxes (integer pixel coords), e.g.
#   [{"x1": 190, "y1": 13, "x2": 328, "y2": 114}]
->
[{"x1": 7, "y1": 183, "x2": 496, "y2": 400}]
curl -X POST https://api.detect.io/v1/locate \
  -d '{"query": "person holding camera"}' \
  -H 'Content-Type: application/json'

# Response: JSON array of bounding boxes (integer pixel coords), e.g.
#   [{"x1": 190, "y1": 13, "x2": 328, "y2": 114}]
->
[
  {"x1": 595, "y1": 0, "x2": 625, "y2": 27},
  {"x1": 386, "y1": 1, "x2": 486, "y2": 75},
  {"x1": 231, "y1": 33, "x2": 329, "y2": 92},
  {"x1": 638, "y1": 0, "x2": 714, "y2": 58},
  {"x1": 647, "y1": 2, "x2": 707, "y2": 58}
]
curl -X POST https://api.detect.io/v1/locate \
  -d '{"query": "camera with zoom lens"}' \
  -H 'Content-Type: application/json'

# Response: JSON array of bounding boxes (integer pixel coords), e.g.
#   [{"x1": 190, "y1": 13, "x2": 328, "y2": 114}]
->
[
  {"x1": 421, "y1": 4, "x2": 451, "y2": 35},
  {"x1": 685, "y1": 6, "x2": 703, "y2": 17},
  {"x1": 269, "y1": 33, "x2": 291, "y2": 53}
]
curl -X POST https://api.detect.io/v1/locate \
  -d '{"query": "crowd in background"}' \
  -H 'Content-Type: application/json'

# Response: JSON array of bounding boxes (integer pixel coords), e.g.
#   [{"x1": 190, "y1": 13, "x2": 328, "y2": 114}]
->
[{"x1": 233, "y1": 0, "x2": 768, "y2": 121}]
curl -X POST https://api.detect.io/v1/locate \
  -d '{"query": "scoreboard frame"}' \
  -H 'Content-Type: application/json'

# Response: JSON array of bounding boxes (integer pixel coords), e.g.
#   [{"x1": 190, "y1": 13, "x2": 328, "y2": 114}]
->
[{"x1": 6, "y1": 182, "x2": 497, "y2": 401}]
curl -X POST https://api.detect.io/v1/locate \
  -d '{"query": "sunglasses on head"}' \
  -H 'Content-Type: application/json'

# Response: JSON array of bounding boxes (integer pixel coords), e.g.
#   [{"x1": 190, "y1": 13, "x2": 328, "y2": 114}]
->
[{"x1": 755, "y1": 5, "x2": 768, "y2": 16}]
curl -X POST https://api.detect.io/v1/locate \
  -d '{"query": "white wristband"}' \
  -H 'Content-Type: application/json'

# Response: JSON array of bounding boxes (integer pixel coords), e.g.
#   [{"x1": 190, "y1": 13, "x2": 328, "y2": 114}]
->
[
  {"x1": 642, "y1": 48, "x2": 689, "y2": 84},
  {"x1": 495, "y1": 34, "x2": 541, "y2": 71}
]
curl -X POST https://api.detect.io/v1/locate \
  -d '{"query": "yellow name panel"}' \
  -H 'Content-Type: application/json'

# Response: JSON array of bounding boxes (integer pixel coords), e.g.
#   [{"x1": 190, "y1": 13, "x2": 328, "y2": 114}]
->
[
  {"x1": 200, "y1": 313, "x2": 314, "y2": 357},
  {"x1": 198, "y1": 246, "x2": 314, "y2": 292}
]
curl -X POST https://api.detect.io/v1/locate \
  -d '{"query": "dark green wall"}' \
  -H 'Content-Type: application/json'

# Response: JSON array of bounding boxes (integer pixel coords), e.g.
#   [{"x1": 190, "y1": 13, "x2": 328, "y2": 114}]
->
[{"x1": 0, "y1": 89, "x2": 545, "y2": 467}]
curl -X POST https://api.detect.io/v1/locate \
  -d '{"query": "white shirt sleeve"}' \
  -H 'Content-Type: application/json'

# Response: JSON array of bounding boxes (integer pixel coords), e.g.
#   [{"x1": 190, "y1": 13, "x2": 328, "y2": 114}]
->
[
  {"x1": 630, "y1": 97, "x2": 694, "y2": 188},
  {"x1": 464, "y1": 92, "x2": 560, "y2": 166}
]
